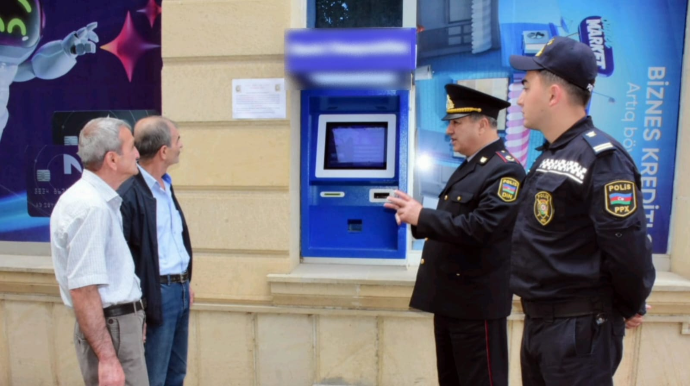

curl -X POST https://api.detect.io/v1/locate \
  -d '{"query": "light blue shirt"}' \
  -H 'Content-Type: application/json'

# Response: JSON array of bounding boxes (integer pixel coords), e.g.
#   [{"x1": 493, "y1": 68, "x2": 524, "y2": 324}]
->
[{"x1": 138, "y1": 165, "x2": 191, "y2": 276}]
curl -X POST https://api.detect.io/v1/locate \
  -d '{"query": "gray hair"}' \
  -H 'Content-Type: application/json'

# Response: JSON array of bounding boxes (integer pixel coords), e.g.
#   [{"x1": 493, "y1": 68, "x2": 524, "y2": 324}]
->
[
  {"x1": 134, "y1": 117, "x2": 175, "y2": 161},
  {"x1": 77, "y1": 118, "x2": 132, "y2": 171},
  {"x1": 468, "y1": 113, "x2": 498, "y2": 129}
]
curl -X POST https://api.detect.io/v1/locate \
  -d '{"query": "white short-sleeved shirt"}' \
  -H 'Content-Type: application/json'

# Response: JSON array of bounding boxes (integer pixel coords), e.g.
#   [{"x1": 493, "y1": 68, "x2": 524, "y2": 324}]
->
[{"x1": 50, "y1": 170, "x2": 142, "y2": 308}]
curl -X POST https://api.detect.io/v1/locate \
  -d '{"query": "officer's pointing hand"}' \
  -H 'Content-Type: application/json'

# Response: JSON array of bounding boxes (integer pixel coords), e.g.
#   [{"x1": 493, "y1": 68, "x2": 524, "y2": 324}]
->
[{"x1": 384, "y1": 190, "x2": 423, "y2": 226}]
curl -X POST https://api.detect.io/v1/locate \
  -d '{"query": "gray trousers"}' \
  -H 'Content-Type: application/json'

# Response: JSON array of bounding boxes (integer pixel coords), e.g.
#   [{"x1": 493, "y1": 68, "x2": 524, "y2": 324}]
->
[{"x1": 74, "y1": 309, "x2": 149, "y2": 386}]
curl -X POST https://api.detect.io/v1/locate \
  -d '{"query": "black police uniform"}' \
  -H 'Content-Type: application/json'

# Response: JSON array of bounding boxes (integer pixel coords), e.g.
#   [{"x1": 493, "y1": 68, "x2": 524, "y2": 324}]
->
[
  {"x1": 410, "y1": 84, "x2": 525, "y2": 386},
  {"x1": 509, "y1": 37, "x2": 656, "y2": 386}
]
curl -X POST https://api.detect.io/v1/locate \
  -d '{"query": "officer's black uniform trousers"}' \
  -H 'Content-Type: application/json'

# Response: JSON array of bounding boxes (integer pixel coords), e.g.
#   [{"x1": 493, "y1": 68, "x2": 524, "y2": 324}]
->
[
  {"x1": 410, "y1": 140, "x2": 525, "y2": 386},
  {"x1": 520, "y1": 313, "x2": 625, "y2": 386},
  {"x1": 434, "y1": 315, "x2": 508, "y2": 386}
]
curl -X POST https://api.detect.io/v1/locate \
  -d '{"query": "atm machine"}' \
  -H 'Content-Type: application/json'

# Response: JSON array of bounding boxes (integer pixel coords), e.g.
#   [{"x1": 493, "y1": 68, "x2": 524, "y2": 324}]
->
[
  {"x1": 286, "y1": 28, "x2": 416, "y2": 260},
  {"x1": 300, "y1": 90, "x2": 409, "y2": 259}
]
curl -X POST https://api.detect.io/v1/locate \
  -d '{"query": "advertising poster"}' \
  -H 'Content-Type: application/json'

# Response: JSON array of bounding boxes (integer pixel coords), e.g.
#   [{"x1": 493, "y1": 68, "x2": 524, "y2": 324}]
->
[
  {"x1": 415, "y1": 0, "x2": 687, "y2": 253},
  {"x1": 0, "y1": 0, "x2": 162, "y2": 242}
]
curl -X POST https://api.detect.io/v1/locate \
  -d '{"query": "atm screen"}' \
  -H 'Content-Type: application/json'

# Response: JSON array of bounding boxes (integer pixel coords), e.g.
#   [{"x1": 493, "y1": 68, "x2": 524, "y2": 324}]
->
[{"x1": 324, "y1": 122, "x2": 388, "y2": 169}]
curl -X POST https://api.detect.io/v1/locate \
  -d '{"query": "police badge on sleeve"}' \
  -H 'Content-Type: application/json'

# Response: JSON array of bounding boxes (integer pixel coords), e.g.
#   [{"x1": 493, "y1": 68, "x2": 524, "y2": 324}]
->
[
  {"x1": 498, "y1": 177, "x2": 520, "y2": 202},
  {"x1": 605, "y1": 180, "x2": 637, "y2": 217}
]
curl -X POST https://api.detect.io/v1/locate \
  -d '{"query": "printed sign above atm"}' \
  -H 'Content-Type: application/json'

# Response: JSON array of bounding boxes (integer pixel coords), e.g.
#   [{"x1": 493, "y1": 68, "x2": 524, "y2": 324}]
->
[{"x1": 285, "y1": 28, "x2": 417, "y2": 73}]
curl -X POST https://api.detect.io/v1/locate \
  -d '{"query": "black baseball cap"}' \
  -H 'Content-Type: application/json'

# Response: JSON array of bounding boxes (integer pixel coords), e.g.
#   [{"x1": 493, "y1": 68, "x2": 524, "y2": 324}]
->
[
  {"x1": 442, "y1": 84, "x2": 511, "y2": 121},
  {"x1": 509, "y1": 36, "x2": 598, "y2": 93}
]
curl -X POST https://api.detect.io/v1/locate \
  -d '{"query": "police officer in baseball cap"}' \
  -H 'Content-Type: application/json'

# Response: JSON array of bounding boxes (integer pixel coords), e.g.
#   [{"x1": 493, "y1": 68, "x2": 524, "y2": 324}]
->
[
  {"x1": 509, "y1": 36, "x2": 655, "y2": 385},
  {"x1": 386, "y1": 84, "x2": 524, "y2": 386}
]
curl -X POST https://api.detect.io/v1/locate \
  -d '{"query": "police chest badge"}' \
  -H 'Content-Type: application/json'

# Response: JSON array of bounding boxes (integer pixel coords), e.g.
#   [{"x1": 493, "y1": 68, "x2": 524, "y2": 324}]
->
[
  {"x1": 498, "y1": 177, "x2": 520, "y2": 202},
  {"x1": 605, "y1": 180, "x2": 637, "y2": 217},
  {"x1": 534, "y1": 191, "x2": 554, "y2": 225}
]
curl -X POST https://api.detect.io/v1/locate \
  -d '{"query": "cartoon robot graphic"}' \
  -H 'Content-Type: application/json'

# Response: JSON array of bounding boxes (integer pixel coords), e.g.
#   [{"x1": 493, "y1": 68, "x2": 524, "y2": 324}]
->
[{"x1": 0, "y1": 0, "x2": 98, "y2": 143}]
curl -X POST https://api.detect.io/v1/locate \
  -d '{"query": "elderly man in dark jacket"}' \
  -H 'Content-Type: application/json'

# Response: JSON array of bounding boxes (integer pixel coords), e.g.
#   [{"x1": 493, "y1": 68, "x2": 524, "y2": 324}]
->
[{"x1": 118, "y1": 116, "x2": 193, "y2": 386}]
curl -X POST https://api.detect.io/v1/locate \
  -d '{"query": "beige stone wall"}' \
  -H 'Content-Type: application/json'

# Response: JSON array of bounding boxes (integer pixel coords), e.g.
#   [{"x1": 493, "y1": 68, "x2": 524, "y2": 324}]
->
[
  {"x1": 0, "y1": 293, "x2": 689, "y2": 386},
  {"x1": 161, "y1": 0, "x2": 299, "y2": 305},
  {"x1": 1, "y1": 260, "x2": 686, "y2": 386},
  {"x1": 3, "y1": 1, "x2": 690, "y2": 385}
]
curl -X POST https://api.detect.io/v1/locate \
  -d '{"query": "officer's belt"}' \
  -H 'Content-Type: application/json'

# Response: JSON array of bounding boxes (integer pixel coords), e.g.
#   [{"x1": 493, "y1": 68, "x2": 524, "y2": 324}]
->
[{"x1": 521, "y1": 298, "x2": 610, "y2": 321}]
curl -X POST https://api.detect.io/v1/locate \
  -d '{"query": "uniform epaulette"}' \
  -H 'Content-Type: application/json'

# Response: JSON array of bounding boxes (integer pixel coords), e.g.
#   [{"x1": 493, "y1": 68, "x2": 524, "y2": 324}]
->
[
  {"x1": 495, "y1": 150, "x2": 518, "y2": 163},
  {"x1": 582, "y1": 130, "x2": 616, "y2": 156}
]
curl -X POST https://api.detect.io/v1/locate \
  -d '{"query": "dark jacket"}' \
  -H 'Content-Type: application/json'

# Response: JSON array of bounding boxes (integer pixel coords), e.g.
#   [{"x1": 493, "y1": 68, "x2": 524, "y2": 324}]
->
[
  {"x1": 118, "y1": 171, "x2": 193, "y2": 326},
  {"x1": 410, "y1": 140, "x2": 525, "y2": 320},
  {"x1": 511, "y1": 117, "x2": 655, "y2": 319}
]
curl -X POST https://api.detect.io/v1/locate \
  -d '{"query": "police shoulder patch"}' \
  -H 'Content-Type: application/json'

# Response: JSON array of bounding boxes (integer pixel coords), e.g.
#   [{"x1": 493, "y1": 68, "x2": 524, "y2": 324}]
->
[
  {"x1": 496, "y1": 150, "x2": 518, "y2": 163},
  {"x1": 583, "y1": 130, "x2": 616, "y2": 156},
  {"x1": 604, "y1": 180, "x2": 637, "y2": 217},
  {"x1": 498, "y1": 177, "x2": 520, "y2": 202}
]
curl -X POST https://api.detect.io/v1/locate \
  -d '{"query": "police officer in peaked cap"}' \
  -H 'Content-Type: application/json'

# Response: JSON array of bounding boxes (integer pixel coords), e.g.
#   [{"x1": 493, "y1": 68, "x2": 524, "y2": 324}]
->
[
  {"x1": 386, "y1": 84, "x2": 525, "y2": 386},
  {"x1": 509, "y1": 36, "x2": 656, "y2": 385}
]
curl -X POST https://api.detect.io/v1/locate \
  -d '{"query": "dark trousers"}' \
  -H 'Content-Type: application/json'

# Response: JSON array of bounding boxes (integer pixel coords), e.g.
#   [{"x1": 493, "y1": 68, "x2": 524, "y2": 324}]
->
[
  {"x1": 145, "y1": 282, "x2": 191, "y2": 386},
  {"x1": 434, "y1": 315, "x2": 508, "y2": 386},
  {"x1": 520, "y1": 313, "x2": 626, "y2": 386}
]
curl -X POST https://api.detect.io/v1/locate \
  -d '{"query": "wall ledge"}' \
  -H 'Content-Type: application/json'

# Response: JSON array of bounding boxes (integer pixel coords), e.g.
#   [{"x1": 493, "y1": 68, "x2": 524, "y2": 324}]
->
[
  {"x1": 268, "y1": 264, "x2": 690, "y2": 316},
  {"x1": 0, "y1": 255, "x2": 59, "y2": 296},
  {"x1": 1, "y1": 257, "x2": 688, "y2": 317},
  {"x1": 0, "y1": 255, "x2": 54, "y2": 274}
]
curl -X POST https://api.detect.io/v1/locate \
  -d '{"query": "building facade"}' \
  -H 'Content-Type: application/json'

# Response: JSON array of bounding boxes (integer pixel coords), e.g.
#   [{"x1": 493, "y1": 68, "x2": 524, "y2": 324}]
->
[{"x1": 0, "y1": 0, "x2": 689, "y2": 385}]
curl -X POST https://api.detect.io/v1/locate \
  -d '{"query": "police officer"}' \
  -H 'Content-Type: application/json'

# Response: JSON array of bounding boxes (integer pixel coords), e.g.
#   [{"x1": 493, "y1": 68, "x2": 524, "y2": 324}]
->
[
  {"x1": 509, "y1": 37, "x2": 656, "y2": 385},
  {"x1": 385, "y1": 84, "x2": 525, "y2": 386}
]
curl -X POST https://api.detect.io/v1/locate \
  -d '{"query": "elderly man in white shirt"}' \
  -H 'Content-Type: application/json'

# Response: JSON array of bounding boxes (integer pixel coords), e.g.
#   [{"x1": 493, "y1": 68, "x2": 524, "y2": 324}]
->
[{"x1": 50, "y1": 117, "x2": 147, "y2": 386}]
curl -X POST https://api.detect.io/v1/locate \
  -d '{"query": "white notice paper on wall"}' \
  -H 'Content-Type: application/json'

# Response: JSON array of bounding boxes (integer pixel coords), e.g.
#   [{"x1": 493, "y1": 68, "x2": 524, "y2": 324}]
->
[{"x1": 232, "y1": 78, "x2": 286, "y2": 119}]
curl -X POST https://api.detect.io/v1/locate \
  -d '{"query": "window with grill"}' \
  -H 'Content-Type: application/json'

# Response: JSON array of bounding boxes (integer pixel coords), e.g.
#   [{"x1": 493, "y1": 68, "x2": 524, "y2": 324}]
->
[{"x1": 309, "y1": 0, "x2": 403, "y2": 28}]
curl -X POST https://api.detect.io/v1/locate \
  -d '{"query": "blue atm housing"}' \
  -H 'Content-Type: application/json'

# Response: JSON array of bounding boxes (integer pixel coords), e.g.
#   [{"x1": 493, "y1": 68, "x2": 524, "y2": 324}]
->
[{"x1": 300, "y1": 90, "x2": 409, "y2": 259}]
